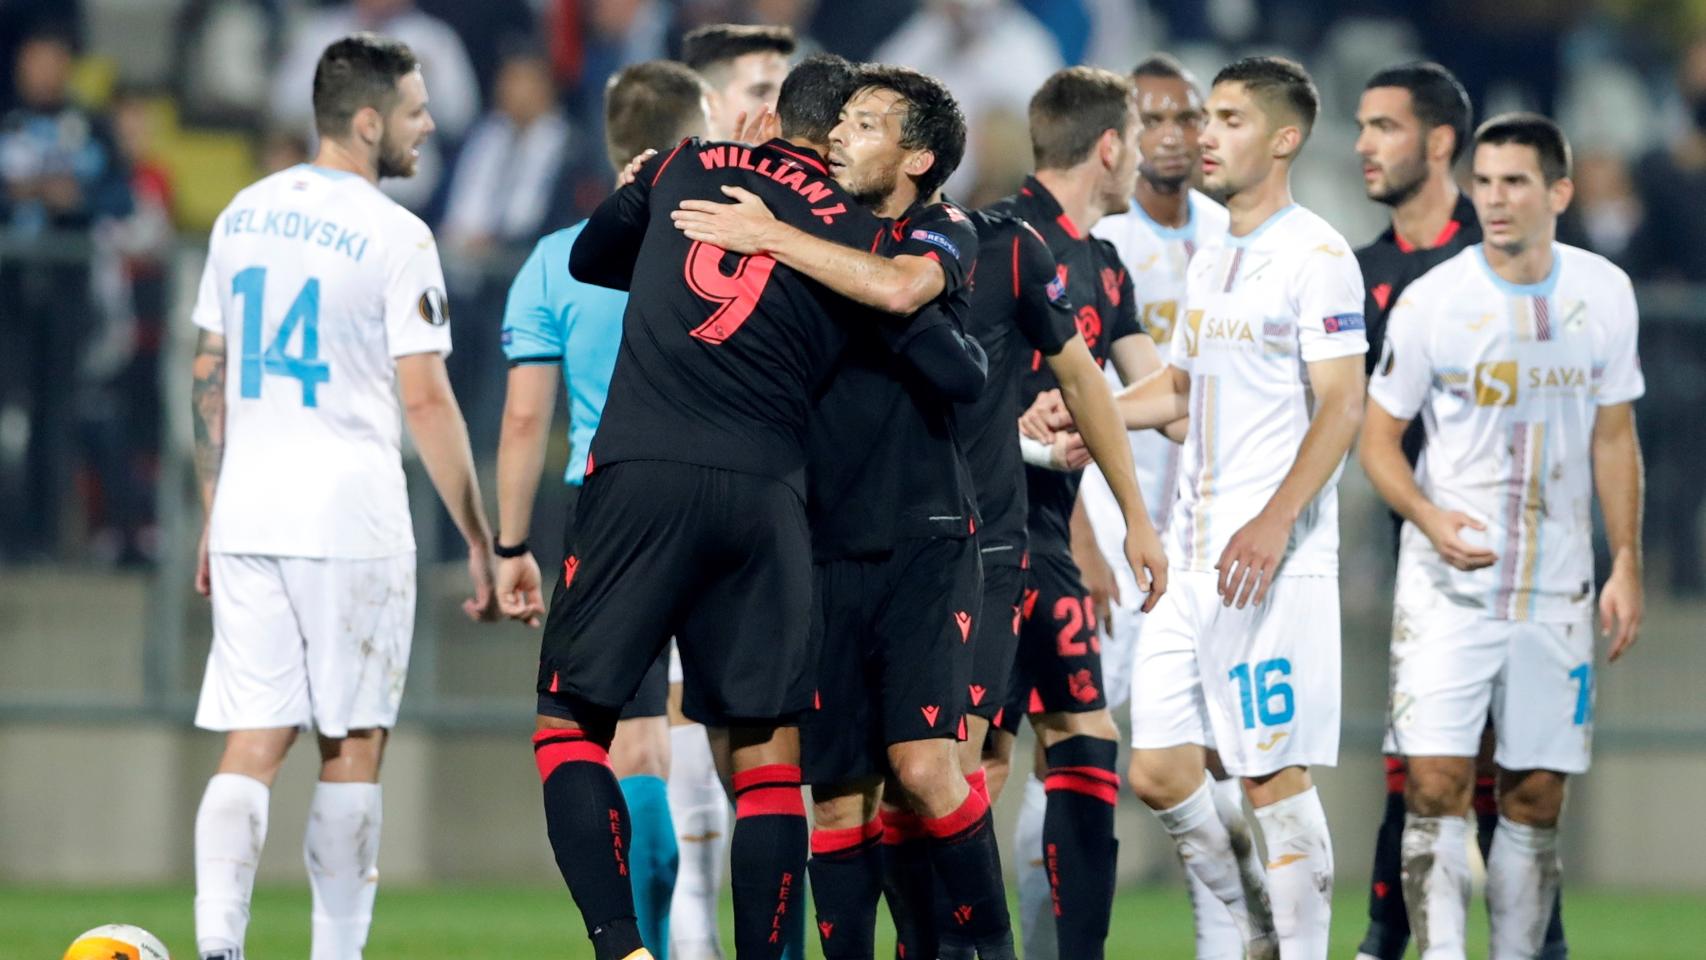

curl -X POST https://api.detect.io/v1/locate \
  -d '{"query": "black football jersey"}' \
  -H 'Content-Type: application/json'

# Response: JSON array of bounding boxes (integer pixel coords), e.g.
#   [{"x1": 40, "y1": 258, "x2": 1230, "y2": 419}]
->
[
  {"x1": 806, "y1": 200, "x2": 984, "y2": 560},
  {"x1": 570, "y1": 137, "x2": 888, "y2": 497},
  {"x1": 985, "y1": 176, "x2": 1141, "y2": 559},
  {"x1": 954, "y1": 209, "x2": 1078, "y2": 568}
]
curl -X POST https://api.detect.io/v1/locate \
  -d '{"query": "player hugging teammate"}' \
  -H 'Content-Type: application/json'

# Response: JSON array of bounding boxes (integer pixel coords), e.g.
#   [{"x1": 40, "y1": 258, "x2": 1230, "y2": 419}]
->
[{"x1": 188, "y1": 26, "x2": 1644, "y2": 960}]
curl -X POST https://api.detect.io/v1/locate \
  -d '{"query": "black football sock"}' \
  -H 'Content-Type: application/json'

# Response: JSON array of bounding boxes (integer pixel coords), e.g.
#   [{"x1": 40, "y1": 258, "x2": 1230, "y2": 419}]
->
[
  {"x1": 808, "y1": 818, "x2": 883, "y2": 959},
  {"x1": 533, "y1": 728, "x2": 645, "y2": 960},
  {"x1": 1357, "y1": 759, "x2": 1412, "y2": 960},
  {"x1": 880, "y1": 808, "x2": 937, "y2": 960},
  {"x1": 731, "y1": 764, "x2": 809, "y2": 959},
  {"x1": 1041, "y1": 735, "x2": 1119, "y2": 960},
  {"x1": 925, "y1": 787, "x2": 1015, "y2": 960}
]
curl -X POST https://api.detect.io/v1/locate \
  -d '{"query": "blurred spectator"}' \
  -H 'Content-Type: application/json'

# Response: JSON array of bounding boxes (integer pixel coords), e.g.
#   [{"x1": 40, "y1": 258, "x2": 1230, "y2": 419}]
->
[
  {"x1": 0, "y1": 28, "x2": 133, "y2": 561},
  {"x1": 1631, "y1": 34, "x2": 1706, "y2": 282},
  {"x1": 171, "y1": 0, "x2": 284, "y2": 127},
  {"x1": 565, "y1": 0, "x2": 671, "y2": 149},
  {"x1": 269, "y1": 0, "x2": 480, "y2": 211},
  {"x1": 417, "y1": 0, "x2": 539, "y2": 96},
  {"x1": 1018, "y1": 0, "x2": 1090, "y2": 64},
  {"x1": 808, "y1": 0, "x2": 915, "y2": 60},
  {"x1": 1560, "y1": 150, "x2": 1647, "y2": 269},
  {"x1": 874, "y1": 0, "x2": 1063, "y2": 197},
  {"x1": 0, "y1": 1, "x2": 82, "y2": 116},
  {"x1": 680, "y1": 23, "x2": 795, "y2": 139},
  {"x1": 441, "y1": 49, "x2": 572, "y2": 259}
]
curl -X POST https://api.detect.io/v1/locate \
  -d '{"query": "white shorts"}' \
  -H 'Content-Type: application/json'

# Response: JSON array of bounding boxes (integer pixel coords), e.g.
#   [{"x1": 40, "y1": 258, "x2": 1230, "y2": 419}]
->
[
  {"x1": 1130, "y1": 570, "x2": 1341, "y2": 778},
  {"x1": 1099, "y1": 599, "x2": 1142, "y2": 712},
  {"x1": 1384, "y1": 577, "x2": 1595, "y2": 774},
  {"x1": 195, "y1": 552, "x2": 417, "y2": 737}
]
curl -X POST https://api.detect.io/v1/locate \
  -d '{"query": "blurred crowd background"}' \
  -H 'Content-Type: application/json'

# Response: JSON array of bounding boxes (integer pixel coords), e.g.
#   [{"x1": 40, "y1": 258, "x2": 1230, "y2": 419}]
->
[{"x1": 2, "y1": 0, "x2": 1705, "y2": 890}]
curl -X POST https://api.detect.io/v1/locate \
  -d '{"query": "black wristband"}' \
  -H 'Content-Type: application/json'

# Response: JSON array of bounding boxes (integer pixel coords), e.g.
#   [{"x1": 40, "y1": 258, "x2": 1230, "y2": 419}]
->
[{"x1": 493, "y1": 538, "x2": 530, "y2": 559}]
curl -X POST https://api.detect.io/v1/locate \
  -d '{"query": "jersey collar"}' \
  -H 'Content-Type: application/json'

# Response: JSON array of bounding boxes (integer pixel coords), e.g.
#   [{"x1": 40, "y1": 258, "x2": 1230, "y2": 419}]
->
[
  {"x1": 1389, "y1": 193, "x2": 1477, "y2": 253},
  {"x1": 1134, "y1": 192, "x2": 1197, "y2": 241},
  {"x1": 1474, "y1": 243, "x2": 1562, "y2": 298},
  {"x1": 1225, "y1": 203, "x2": 1298, "y2": 248},
  {"x1": 1020, "y1": 175, "x2": 1084, "y2": 239}
]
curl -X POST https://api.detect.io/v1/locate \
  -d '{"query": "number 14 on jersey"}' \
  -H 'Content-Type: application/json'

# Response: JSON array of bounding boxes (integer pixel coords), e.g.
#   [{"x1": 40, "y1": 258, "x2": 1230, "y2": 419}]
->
[{"x1": 233, "y1": 265, "x2": 330, "y2": 407}]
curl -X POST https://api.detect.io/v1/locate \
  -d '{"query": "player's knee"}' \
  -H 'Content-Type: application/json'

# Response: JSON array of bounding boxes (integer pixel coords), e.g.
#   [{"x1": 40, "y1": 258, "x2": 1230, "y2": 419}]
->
[
  {"x1": 317, "y1": 728, "x2": 386, "y2": 782},
  {"x1": 888, "y1": 740, "x2": 960, "y2": 802},
  {"x1": 1405, "y1": 759, "x2": 1474, "y2": 816},
  {"x1": 219, "y1": 728, "x2": 297, "y2": 782},
  {"x1": 1498, "y1": 770, "x2": 1567, "y2": 827},
  {"x1": 1127, "y1": 751, "x2": 1198, "y2": 810},
  {"x1": 610, "y1": 717, "x2": 671, "y2": 779}
]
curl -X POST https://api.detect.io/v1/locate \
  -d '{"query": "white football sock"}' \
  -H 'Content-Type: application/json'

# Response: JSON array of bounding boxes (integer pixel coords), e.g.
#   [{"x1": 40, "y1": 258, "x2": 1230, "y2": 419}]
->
[
  {"x1": 1191, "y1": 777, "x2": 1256, "y2": 959},
  {"x1": 195, "y1": 773, "x2": 270, "y2": 957},
  {"x1": 304, "y1": 782, "x2": 382, "y2": 960},
  {"x1": 1487, "y1": 816, "x2": 1561, "y2": 960},
  {"x1": 1015, "y1": 773, "x2": 1058, "y2": 960},
  {"x1": 1155, "y1": 775, "x2": 1277, "y2": 959},
  {"x1": 667, "y1": 722, "x2": 728, "y2": 960},
  {"x1": 1401, "y1": 814, "x2": 1471, "y2": 959},
  {"x1": 1253, "y1": 786, "x2": 1334, "y2": 960}
]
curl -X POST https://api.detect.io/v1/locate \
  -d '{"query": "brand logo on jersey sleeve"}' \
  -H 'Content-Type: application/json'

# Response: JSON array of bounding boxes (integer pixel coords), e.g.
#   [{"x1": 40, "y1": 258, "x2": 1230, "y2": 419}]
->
[
  {"x1": 418, "y1": 286, "x2": 450, "y2": 326},
  {"x1": 1473, "y1": 361, "x2": 1518, "y2": 406},
  {"x1": 1100, "y1": 267, "x2": 1124, "y2": 306},
  {"x1": 1045, "y1": 272, "x2": 1067, "y2": 304},
  {"x1": 1322, "y1": 312, "x2": 1364, "y2": 334},
  {"x1": 909, "y1": 229, "x2": 960, "y2": 260}
]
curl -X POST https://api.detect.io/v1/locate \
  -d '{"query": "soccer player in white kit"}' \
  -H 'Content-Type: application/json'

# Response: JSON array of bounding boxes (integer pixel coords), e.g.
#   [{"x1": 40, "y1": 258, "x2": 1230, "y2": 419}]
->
[
  {"x1": 1080, "y1": 54, "x2": 1246, "y2": 960},
  {"x1": 1362, "y1": 113, "x2": 1645, "y2": 960},
  {"x1": 189, "y1": 34, "x2": 497, "y2": 960},
  {"x1": 1114, "y1": 56, "x2": 1369, "y2": 959}
]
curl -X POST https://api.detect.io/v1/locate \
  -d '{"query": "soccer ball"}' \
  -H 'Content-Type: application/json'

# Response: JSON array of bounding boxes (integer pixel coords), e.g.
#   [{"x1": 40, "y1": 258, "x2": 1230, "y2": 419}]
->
[{"x1": 62, "y1": 924, "x2": 170, "y2": 960}]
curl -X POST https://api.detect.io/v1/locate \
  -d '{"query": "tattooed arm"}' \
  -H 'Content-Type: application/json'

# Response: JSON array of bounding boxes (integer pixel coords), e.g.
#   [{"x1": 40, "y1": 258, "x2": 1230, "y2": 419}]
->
[{"x1": 192, "y1": 330, "x2": 225, "y2": 596}]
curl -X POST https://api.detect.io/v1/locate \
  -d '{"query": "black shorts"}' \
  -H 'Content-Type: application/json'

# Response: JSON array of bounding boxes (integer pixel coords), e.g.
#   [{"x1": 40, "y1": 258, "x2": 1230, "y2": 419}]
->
[
  {"x1": 801, "y1": 537, "x2": 981, "y2": 786},
  {"x1": 966, "y1": 560, "x2": 1026, "y2": 720},
  {"x1": 537, "y1": 460, "x2": 814, "y2": 728},
  {"x1": 996, "y1": 551, "x2": 1105, "y2": 733}
]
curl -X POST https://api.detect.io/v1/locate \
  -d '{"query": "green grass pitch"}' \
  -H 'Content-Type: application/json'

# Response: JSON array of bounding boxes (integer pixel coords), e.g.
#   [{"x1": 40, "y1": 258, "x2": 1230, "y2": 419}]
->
[{"x1": 8, "y1": 885, "x2": 1706, "y2": 958}]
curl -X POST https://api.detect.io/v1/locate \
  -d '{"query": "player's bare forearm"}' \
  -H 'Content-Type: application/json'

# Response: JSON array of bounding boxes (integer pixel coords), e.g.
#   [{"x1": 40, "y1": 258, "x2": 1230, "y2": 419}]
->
[
  {"x1": 1593, "y1": 402, "x2": 1644, "y2": 575},
  {"x1": 1263, "y1": 354, "x2": 1365, "y2": 524},
  {"x1": 1114, "y1": 364, "x2": 1190, "y2": 432},
  {"x1": 496, "y1": 365, "x2": 560, "y2": 546},
  {"x1": 399, "y1": 353, "x2": 492, "y2": 547},
  {"x1": 190, "y1": 330, "x2": 226, "y2": 514},
  {"x1": 1050, "y1": 337, "x2": 1148, "y2": 528},
  {"x1": 765, "y1": 222, "x2": 944, "y2": 315},
  {"x1": 1359, "y1": 401, "x2": 1435, "y2": 527}
]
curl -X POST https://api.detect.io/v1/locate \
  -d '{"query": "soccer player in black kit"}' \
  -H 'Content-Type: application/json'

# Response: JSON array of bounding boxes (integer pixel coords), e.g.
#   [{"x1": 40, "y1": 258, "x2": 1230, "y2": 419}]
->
[
  {"x1": 985, "y1": 67, "x2": 1170, "y2": 960},
  {"x1": 672, "y1": 64, "x2": 1022, "y2": 960},
  {"x1": 1351, "y1": 62, "x2": 1568, "y2": 960},
  {"x1": 539, "y1": 56, "x2": 984, "y2": 960}
]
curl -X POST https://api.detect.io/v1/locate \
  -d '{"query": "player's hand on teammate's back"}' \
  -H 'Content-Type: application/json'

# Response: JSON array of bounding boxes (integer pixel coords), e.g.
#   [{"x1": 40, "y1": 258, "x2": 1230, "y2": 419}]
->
[
  {"x1": 1124, "y1": 520, "x2": 1168, "y2": 613},
  {"x1": 617, "y1": 149, "x2": 658, "y2": 188},
  {"x1": 1216, "y1": 508, "x2": 1292, "y2": 609},
  {"x1": 1600, "y1": 562, "x2": 1643, "y2": 662},
  {"x1": 731, "y1": 106, "x2": 780, "y2": 145},
  {"x1": 497, "y1": 554, "x2": 546, "y2": 628},
  {"x1": 464, "y1": 543, "x2": 501, "y2": 622},
  {"x1": 195, "y1": 523, "x2": 213, "y2": 598},
  {"x1": 672, "y1": 186, "x2": 780, "y2": 255},
  {"x1": 1019, "y1": 388, "x2": 1075, "y2": 442},
  {"x1": 1418, "y1": 507, "x2": 1498, "y2": 572}
]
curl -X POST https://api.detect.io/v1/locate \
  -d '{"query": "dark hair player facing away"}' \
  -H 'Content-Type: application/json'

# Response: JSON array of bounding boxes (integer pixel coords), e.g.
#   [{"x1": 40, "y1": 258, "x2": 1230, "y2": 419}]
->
[
  {"x1": 681, "y1": 23, "x2": 796, "y2": 140},
  {"x1": 188, "y1": 32, "x2": 497, "y2": 960},
  {"x1": 536, "y1": 55, "x2": 985, "y2": 960},
  {"x1": 976, "y1": 65, "x2": 1168, "y2": 960}
]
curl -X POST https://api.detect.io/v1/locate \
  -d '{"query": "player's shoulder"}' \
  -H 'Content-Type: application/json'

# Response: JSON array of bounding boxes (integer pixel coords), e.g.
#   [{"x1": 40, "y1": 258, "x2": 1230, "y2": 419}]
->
[
  {"x1": 1276, "y1": 204, "x2": 1352, "y2": 254},
  {"x1": 1555, "y1": 241, "x2": 1633, "y2": 292}
]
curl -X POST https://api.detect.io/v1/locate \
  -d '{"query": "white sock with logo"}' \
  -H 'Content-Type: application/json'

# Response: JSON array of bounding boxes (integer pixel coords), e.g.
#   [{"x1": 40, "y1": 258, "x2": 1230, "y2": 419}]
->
[
  {"x1": 1253, "y1": 786, "x2": 1334, "y2": 960},
  {"x1": 1155, "y1": 775, "x2": 1278, "y2": 958},
  {"x1": 1487, "y1": 816, "x2": 1561, "y2": 960},
  {"x1": 668, "y1": 722, "x2": 729, "y2": 959}
]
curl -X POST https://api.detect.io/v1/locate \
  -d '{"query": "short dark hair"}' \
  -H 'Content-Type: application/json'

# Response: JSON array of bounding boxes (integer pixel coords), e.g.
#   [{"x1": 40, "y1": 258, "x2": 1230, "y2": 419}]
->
[
  {"x1": 851, "y1": 64, "x2": 967, "y2": 200},
  {"x1": 1474, "y1": 111, "x2": 1572, "y2": 183},
  {"x1": 312, "y1": 33, "x2": 419, "y2": 140},
  {"x1": 1213, "y1": 55, "x2": 1319, "y2": 140},
  {"x1": 681, "y1": 24, "x2": 796, "y2": 81},
  {"x1": 604, "y1": 61, "x2": 708, "y2": 173},
  {"x1": 1028, "y1": 66, "x2": 1136, "y2": 170},
  {"x1": 1132, "y1": 52, "x2": 1197, "y2": 89},
  {"x1": 776, "y1": 53, "x2": 859, "y2": 145},
  {"x1": 1365, "y1": 61, "x2": 1473, "y2": 162}
]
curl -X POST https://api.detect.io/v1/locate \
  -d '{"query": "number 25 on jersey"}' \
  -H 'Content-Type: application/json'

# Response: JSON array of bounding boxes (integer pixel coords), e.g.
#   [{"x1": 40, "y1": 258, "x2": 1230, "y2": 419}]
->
[{"x1": 233, "y1": 265, "x2": 330, "y2": 406}]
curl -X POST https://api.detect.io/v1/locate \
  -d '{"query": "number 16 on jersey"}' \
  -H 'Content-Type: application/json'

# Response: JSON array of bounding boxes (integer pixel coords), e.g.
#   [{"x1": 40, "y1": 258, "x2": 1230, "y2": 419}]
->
[{"x1": 233, "y1": 265, "x2": 330, "y2": 406}]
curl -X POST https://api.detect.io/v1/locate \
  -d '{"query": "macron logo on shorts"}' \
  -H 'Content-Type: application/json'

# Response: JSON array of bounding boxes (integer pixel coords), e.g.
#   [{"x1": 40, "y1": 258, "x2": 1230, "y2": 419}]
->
[
  {"x1": 921, "y1": 704, "x2": 941, "y2": 727},
  {"x1": 954, "y1": 610, "x2": 972, "y2": 642}
]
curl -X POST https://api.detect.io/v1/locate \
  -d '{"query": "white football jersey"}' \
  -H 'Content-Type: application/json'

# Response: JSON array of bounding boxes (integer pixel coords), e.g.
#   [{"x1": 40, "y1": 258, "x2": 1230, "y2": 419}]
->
[
  {"x1": 1167, "y1": 204, "x2": 1368, "y2": 576},
  {"x1": 192, "y1": 164, "x2": 453, "y2": 559},
  {"x1": 1369, "y1": 243, "x2": 1644, "y2": 621},
  {"x1": 1086, "y1": 190, "x2": 1229, "y2": 535}
]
